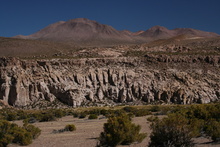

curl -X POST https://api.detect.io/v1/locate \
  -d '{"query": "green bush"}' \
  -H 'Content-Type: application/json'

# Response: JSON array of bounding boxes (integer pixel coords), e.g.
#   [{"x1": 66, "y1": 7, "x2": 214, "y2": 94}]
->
[
  {"x1": 109, "y1": 109, "x2": 126, "y2": 117},
  {"x1": 88, "y1": 114, "x2": 98, "y2": 119},
  {"x1": 0, "y1": 134, "x2": 14, "y2": 147},
  {"x1": 188, "y1": 118, "x2": 205, "y2": 137},
  {"x1": 16, "y1": 110, "x2": 29, "y2": 120},
  {"x1": 53, "y1": 124, "x2": 76, "y2": 133},
  {"x1": 98, "y1": 113, "x2": 146, "y2": 147},
  {"x1": 167, "y1": 104, "x2": 220, "y2": 142},
  {"x1": 88, "y1": 109, "x2": 101, "y2": 115},
  {"x1": 133, "y1": 109, "x2": 152, "y2": 117},
  {"x1": 0, "y1": 120, "x2": 15, "y2": 147},
  {"x1": 187, "y1": 105, "x2": 210, "y2": 120},
  {"x1": 149, "y1": 105, "x2": 161, "y2": 112},
  {"x1": 6, "y1": 112, "x2": 17, "y2": 121},
  {"x1": 12, "y1": 127, "x2": 32, "y2": 145},
  {"x1": 158, "y1": 106, "x2": 175, "y2": 115},
  {"x1": 123, "y1": 107, "x2": 151, "y2": 117},
  {"x1": 72, "y1": 112, "x2": 79, "y2": 118},
  {"x1": 65, "y1": 124, "x2": 76, "y2": 131},
  {"x1": 39, "y1": 112, "x2": 56, "y2": 122},
  {"x1": 100, "y1": 109, "x2": 109, "y2": 116},
  {"x1": 149, "y1": 114, "x2": 194, "y2": 147},
  {"x1": 23, "y1": 124, "x2": 41, "y2": 139},
  {"x1": 53, "y1": 109, "x2": 65, "y2": 118},
  {"x1": 0, "y1": 120, "x2": 39, "y2": 146},
  {"x1": 0, "y1": 109, "x2": 30, "y2": 121},
  {"x1": 123, "y1": 106, "x2": 137, "y2": 113},
  {"x1": 204, "y1": 120, "x2": 220, "y2": 142},
  {"x1": 78, "y1": 112, "x2": 87, "y2": 119}
]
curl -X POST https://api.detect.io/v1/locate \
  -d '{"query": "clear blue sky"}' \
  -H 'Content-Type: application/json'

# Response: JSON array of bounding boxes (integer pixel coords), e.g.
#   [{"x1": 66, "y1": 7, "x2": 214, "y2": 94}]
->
[{"x1": 1, "y1": 0, "x2": 220, "y2": 37}]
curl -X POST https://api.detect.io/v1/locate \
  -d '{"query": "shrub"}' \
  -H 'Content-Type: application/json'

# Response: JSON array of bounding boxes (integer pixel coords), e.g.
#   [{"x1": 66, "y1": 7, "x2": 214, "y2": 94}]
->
[
  {"x1": 188, "y1": 105, "x2": 210, "y2": 120},
  {"x1": 53, "y1": 109, "x2": 65, "y2": 118},
  {"x1": 149, "y1": 105, "x2": 160, "y2": 112},
  {"x1": 158, "y1": 106, "x2": 174, "y2": 115},
  {"x1": 188, "y1": 118, "x2": 205, "y2": 137},
  {"x1": 123, "y1": 106, "x2": 137, "y2": 113},
  {"x1": 39, "y1": 112, "x2": 56, "y2": 122},
  {"x1": 65, "y1": 124, "x2": 76, "y2": 131},
  {"x1": 133, "y1": 109, "x2": 152, "y2": 117},
  {"x1": 0, "y1": 120, "x2": 39, "y2": 146},
  {"x1": 73, "y1": 112, "x2": 79, "y2": 118},
  {"x1": 110, "y1": 109, "x2": 126, "y2": 117},
  {"x1": 31, "y1": 112, "x2": 43, "y2": 121},
  {"x1": 100, "y1": 109, "x2": 109, "y2": 116},
  {"x1": 12, "y1": 127, "x2": 32, "y2": 145},
  {"x1": 6, "y1": 112, "x2": 17, "y2": 121},
  {"x1": 78, "y1": 112, "x2": 87, "y2": 119},
  {"x1": 167, "y1": 104, "x2": 220, "y2": 142},
  {"x1": 98, "y1": 113, "x2": 146, "y2": 147},
  {"x1": 204, "y1": 120, "x2": 220, "y2": 142},
  {"x1": 123, "y1": 107, "x2": 151, "y2": 117},
  {"x1": 16, "y1": 110, "x2": 29, "y2": 120},
  {"x1": 149, "y1": 114, "x2": 194, "y2": 147},
  {"x1": 89, "y1": 109, "x2": 101, "y2": 115},
  {"x1": 0, "y1": 120, "x2": 15, "y2": 147},
  {"x1": 23, "y1": 124, "x2": 41, "y2": 139},
  {"x1": 53, "y1": 124, "x2": 76, "y2": 133},
  {"x1": 88, "y1": 114, "x2": 98, "y2": 119},
  {"x1": 0, "y1": 134, "x2": 14, "y2": 147}
]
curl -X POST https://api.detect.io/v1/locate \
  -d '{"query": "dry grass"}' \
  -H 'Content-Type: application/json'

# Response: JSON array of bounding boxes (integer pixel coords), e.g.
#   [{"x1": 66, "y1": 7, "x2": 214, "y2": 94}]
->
[
  {"x1": 0, "y1": 37, "x2": 77, "y2": 57},
  {"x1": 1, "y1": 36, "x2": 220, "y2": 59}
]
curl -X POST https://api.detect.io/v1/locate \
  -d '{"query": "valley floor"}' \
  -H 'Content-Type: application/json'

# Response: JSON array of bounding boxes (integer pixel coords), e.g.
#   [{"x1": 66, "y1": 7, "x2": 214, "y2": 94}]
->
[{"x1": 8, "y1": 115, "x2": 218, "y2": 147}]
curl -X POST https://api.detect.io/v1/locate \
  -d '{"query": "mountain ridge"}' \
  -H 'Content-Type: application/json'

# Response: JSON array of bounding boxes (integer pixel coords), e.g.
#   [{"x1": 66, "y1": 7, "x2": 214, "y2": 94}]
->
[{"x1": 14, "y1": 18, "x2": 219, "y2": 45}]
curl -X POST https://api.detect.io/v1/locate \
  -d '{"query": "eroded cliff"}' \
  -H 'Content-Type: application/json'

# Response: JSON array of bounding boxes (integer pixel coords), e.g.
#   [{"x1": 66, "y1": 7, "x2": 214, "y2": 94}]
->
[{"x1": 0, "y1": 55, "x2": 219, "y2": 108}]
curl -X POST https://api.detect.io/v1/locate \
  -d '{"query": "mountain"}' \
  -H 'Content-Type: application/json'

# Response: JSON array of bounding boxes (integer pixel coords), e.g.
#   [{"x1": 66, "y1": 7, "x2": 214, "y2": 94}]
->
[
  {"x1": 139, "y1": 26, "x2": 219, "y2": 41},
  {"x1": 14, "y1": 18, "x2": 219, "y2": 46},
  {"x1": 15, "y1": 18, "x2": 136, "y2": 46},
  {"x1": 139, "y1": 26, "x2": 174, "y2": 40}
]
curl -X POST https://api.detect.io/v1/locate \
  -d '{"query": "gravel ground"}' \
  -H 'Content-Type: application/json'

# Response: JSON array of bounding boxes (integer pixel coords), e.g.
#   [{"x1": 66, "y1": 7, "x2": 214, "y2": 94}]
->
[{"x1": 8, "y1": 115, "x2": 219, "y2": 147}]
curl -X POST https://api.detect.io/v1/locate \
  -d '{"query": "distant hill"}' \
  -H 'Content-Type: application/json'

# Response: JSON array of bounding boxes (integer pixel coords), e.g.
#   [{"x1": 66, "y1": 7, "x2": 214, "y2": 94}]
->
[
  {"x1": 139, "y1": 26, "x2": 219, "y2": 41},
  {"x1": 14, "y1": 18, "x2": 219, "y2": 46},
  {"x1": 15, "y1": 18, "x2": 138, "y2": 46}
]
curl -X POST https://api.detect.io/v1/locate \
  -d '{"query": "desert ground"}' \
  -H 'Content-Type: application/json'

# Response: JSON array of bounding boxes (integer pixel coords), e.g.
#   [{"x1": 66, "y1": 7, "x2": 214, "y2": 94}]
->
[{"x1": 7, "y1": 115, "x2": 218, "y2": 147}]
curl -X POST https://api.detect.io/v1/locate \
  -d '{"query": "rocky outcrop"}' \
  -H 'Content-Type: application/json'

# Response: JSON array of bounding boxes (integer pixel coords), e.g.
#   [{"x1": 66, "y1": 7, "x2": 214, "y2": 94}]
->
[{"x1": 0, "y1": 56, "x2": 219, "y2": 108}]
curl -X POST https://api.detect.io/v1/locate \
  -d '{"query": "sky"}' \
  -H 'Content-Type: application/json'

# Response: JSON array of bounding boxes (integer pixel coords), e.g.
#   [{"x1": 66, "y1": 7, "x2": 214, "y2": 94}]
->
[{"x1": 1, "y1": 0, "x2": 220, "y2": 37}]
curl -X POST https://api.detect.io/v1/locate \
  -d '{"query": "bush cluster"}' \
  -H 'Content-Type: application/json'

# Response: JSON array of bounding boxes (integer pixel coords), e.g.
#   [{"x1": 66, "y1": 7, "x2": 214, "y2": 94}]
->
[
  {"x1": 0, "y1": 108, "x2": 70, "y2": 123},
  {"x1": 148, "y1": 103, "x2": 220, "y2": 146},
  {"x1": 175, "y1": 104, "x2": 220, "y2": 141},
  {"x1": 65, "y1": 124, "x2": 76, "y2": 132},
  {"x1": 149, "y1": 114, "x2": 194, "y2": 147},
  {"x1": 0, "y1": 120, "x2": 41, "y2": 146},
  {"x1": 53, "y1": 124, "x2": 76, "y2": 133},
  {"x1": 78, "y1": 112, "x2": 87, "y2": 119},
  {"x1": 149, "y1": 105, "x2": 161, "y2": 112},
  {"x1": 123, "y1": 106, "x2": 151, "y2": 117},
  {"x1": 98, "y1": 113, "x2": 146, "y2": 147},
  {"x1": 88, "y1": 114, "x2": 98, "y2": 119}
]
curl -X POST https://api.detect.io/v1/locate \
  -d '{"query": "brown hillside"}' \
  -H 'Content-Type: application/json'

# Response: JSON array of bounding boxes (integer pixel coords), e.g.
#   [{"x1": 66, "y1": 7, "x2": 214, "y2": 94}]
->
[{"x1": 14, "y1": 18, "x2": 219, "y2": 46}]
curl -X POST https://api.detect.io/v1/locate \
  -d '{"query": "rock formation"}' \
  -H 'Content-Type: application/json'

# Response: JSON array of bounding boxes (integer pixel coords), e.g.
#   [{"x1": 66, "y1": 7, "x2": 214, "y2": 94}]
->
[{"x1": 0, "y1": 55, "x2": 219, "y2": 108}]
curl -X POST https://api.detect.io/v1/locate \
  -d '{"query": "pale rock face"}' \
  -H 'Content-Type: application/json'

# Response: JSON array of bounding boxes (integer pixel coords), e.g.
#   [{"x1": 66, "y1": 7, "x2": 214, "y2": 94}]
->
[
  {"x1": 87, "y1": 91, "x2": 94, "y2": 101},
  {"x1": 0, "y1": 56, "x2": 219, "y2": 108}
]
